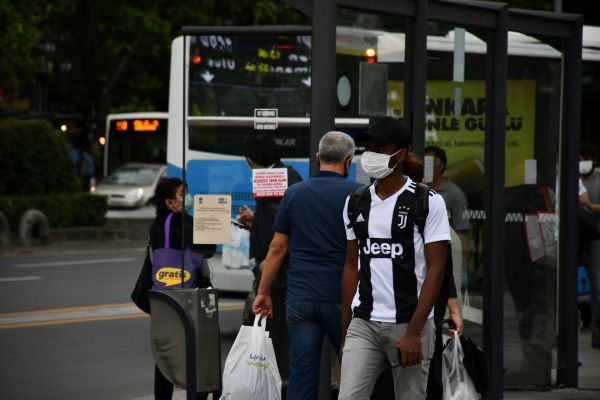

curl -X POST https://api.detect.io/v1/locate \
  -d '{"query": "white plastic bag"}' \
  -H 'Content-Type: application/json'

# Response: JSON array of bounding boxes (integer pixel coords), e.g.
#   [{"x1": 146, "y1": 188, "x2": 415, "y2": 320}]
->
[
  {"x1": 220, "y1": 315, "x2": 281, "y2": 400},
  {"x1": 442, "y1": 331, "x2": 480, "y2": 400},
  {"x1": 222, "y1": 223, "x2": 250, "y2": 269}
]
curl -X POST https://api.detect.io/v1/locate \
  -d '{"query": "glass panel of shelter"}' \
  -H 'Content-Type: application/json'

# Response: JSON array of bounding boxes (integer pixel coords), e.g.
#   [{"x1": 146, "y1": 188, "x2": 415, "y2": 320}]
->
[
  {"x1": 501, "y1": 31, "x2": 562, "y2": 389},
  {"x1": 424, "y1": 21, "x2": 488, "y2": 348}
]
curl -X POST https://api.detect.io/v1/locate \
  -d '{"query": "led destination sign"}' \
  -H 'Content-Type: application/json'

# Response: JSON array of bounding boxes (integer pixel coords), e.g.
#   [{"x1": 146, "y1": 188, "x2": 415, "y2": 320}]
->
[{"x1": 113, "y1": 119, "x2": 163, "y2": 133}]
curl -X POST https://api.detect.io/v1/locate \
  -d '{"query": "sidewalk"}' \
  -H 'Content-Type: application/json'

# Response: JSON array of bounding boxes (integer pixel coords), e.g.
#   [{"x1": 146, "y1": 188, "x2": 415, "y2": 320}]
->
[{"x1": 504, "y1": 328, "x2": 600, "y2": 399}]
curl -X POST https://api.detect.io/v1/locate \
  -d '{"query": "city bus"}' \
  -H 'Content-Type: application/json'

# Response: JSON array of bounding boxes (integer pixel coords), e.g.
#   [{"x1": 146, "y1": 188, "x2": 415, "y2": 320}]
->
[{"x1": 103, "y1": 112, "x2": 168, "y2": 177}]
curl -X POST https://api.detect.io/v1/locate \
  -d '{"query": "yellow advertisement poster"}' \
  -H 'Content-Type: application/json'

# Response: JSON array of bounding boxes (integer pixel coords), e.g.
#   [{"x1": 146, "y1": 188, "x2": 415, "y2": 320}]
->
[{"x1": 388, "y1": 80, "x2": 536, "y2": 191}]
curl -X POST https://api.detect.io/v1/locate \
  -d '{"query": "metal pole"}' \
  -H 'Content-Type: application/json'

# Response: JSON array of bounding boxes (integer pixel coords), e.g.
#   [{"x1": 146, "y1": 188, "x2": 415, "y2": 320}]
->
[
  {"x1": 311, "y1": 3, "x2": 336, "y2": 397},
  {"x1": 309, "y1": 0, "x2": 336, "y2": 176},
  {"x1": 181, "y1": 34, "x2": 187, "y2": 288},
  {"x1": 483, "y1": 6, "x2": 508, "y2": 399},
  {"x1": 557, "y1": 15, "x2": 582, "y2": 388},
  {"x1": 554, "y1": 0, "x2": 562, "y2": 13},
  {"x1": 405, "y1": 0, "x2": 427, "y2": 158}
]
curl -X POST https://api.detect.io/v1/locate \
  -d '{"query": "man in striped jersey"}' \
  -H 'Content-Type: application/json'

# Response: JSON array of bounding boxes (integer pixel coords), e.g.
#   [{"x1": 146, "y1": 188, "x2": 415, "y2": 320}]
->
[{"x1": 338, "y1": 117, "x2": 450, "y2": 400}]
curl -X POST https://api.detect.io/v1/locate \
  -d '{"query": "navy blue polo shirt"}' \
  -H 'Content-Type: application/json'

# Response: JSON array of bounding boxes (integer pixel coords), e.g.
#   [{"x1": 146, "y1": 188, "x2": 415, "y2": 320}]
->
[{"x1": 274, "y1": 171, "x2": 362, "y2": 303}]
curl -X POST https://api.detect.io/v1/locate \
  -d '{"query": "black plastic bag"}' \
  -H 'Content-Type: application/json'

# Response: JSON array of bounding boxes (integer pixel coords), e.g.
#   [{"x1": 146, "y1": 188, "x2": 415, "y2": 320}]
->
[
  {"x1": 131, "y1": 245, "x2": 152, "y2": 314},
  {"x1": 459, "y1": 336, "x2": 490, "y2": 396}
]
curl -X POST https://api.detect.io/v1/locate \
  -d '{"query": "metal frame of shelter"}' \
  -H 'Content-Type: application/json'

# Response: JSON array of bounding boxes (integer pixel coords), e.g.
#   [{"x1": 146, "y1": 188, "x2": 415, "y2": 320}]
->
[{"x1": 284, "y1": 0, "x2": 582, "y2": 398}]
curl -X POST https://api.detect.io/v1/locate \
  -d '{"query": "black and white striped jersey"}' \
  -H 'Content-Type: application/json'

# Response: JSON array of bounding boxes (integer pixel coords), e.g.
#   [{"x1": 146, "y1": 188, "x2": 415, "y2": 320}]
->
[{"x1": 342, "y1": 177, "x2": 450, "y2": 323}]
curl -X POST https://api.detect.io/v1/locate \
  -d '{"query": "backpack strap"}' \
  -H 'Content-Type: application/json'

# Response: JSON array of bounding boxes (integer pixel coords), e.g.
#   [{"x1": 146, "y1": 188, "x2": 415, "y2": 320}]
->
[
  {"x1": 415, "y1": 182, "x2": 430, "y2": 237},
  {"x1": 346, "y1": 185, "x2": 370, "y2": 229}
]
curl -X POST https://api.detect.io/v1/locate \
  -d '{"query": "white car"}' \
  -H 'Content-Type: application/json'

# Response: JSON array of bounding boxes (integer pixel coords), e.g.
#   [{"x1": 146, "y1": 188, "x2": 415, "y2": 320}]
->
[{"x1": 94, "y1": 163, "x2": 167, "y2": 208}]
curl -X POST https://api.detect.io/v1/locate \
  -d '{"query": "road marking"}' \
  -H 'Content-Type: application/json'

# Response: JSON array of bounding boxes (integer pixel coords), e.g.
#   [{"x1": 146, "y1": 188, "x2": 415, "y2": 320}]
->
[
  {"x1": 0, "y1": 276, "x2": 43, "y2": 283},
  {"x1": 13, "y1": 257, "x2": 137, "y2": 268},
  {"x1": 0, "y1": 302, "x2": 135, "y2": 317},
  {"x1": 0, "y1": 301, "x2": 244, "y2": 329}
]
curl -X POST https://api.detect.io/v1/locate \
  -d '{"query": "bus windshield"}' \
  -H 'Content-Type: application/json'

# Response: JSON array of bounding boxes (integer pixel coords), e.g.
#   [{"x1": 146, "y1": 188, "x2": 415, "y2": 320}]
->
[
  {"x1": 104, "y1": 114, "x2": 167, "y2": 176},
  {"x1": 188, "y1": 33, "x2": 312, "y2": 118}
]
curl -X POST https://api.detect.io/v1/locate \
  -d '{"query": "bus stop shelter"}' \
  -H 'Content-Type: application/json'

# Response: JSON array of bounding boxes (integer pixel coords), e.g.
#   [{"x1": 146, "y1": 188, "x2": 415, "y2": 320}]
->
[
  {"x1": 283, "y1": 0, "x2": 582, "y2": 398},
  {"x1": 178, "y1": 0, "x2": 583, "y2": 397}
]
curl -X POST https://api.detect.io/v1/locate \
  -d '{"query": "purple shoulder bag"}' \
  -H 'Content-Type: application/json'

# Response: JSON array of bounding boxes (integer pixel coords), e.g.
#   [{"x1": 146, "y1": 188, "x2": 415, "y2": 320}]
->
[{"x1": 151, "y1": 213, "x2": 204, "y2": 290}]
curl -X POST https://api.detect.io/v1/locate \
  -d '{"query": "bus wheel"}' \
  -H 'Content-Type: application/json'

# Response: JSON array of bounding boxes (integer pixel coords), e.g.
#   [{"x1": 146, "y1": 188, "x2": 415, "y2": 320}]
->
[
  {"x1": 0, "y1": 211, "x2": 9, "y2": 246},
  {"x1": 18, "y1": 209, "x2": 50, "y2": 246}
]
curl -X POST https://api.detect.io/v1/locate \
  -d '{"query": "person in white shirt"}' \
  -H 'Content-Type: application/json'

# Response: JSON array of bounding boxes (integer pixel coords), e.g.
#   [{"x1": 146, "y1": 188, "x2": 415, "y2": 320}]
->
[{"x1": 338, "y1": 117, "x2": 450, "y2": 400}]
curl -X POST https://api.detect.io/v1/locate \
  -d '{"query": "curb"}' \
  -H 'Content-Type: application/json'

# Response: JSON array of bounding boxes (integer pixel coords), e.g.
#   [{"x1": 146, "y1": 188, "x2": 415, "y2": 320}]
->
[{"x1": 0, "y1": 218, "x2": 153, "y2": 255}]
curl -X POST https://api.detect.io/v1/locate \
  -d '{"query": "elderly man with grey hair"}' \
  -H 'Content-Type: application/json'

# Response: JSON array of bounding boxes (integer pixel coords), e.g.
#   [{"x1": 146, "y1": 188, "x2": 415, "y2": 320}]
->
[{"x1": 253, "y1": 131, "x2": 362, "y2": 400}]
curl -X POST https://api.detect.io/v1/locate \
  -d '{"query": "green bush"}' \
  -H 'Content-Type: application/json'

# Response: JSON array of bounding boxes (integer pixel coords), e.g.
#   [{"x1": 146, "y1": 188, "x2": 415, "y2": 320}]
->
[
  {"x1": 0, "y1": 119, "x2": 79, "y2": 195},
  {"x1": 0, "y1": 193, "x2": 108, "y2": 229}
]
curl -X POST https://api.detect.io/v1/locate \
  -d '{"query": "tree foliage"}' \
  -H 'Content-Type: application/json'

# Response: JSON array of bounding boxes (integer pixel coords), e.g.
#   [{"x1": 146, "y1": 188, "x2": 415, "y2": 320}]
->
[
  {"x1": 0, "y1": 119, "x2": 79, "y2": 195},
  {"x1": 1, "y1": 0, "x2": 308, "y2": 133},
  {"x1": 0, "y1": 0, "x2": 74, "y2": 85}
]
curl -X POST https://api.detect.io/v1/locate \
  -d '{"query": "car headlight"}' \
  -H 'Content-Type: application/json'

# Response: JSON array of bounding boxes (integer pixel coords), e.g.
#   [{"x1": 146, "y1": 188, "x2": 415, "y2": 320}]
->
[{"x1": 129, "y1": 188, "x2": 144, "y2": 200}]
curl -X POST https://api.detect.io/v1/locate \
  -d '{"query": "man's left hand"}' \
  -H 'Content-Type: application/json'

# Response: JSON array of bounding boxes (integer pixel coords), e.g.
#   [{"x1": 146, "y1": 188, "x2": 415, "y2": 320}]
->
[
  {"x1": 395, "y1": 332, "x2": 422, "y2": 367},
  {"x1": 449, "y1": 311, "x2": 464, "y2": 336}
]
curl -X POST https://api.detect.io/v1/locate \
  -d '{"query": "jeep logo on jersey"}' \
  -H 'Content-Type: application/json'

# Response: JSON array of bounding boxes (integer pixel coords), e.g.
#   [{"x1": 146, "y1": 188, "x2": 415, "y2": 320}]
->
[{"x1": 361, "y1": 238, "x2": 403, "y2": 258}]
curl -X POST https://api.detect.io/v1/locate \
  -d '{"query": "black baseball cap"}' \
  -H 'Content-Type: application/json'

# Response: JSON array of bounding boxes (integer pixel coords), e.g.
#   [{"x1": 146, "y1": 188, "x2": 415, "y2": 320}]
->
[{"x1": 356, "y1": 116, "x2": 412, "y2": 149}]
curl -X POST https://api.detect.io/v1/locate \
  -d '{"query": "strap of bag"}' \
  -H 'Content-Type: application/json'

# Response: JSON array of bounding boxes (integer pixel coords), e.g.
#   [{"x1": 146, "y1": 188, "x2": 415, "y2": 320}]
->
[
  {"x1": 253, "y1": 314, "x2": 267, "y2": 332},
  {"x1": 415, "y1": 182, "x2": 430, "y2": 237},
  {"x1": 346, "y1": 184, "x2": 370, "y2": 229},
  {"x1": 163, "y1": 212, "x2": 174, "y2": 249}
]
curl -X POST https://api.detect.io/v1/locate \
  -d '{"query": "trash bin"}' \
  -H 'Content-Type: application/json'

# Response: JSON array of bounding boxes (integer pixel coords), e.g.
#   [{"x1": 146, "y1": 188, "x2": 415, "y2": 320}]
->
[{"x1": 149, "y1": 288, "x2": 221, "y2": 395}]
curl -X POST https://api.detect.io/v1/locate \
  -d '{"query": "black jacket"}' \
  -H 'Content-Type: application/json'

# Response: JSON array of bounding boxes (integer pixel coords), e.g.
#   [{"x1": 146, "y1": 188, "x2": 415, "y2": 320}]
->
[{"x1": 249, "y1": 162, "x2": 302, "y2": 287}]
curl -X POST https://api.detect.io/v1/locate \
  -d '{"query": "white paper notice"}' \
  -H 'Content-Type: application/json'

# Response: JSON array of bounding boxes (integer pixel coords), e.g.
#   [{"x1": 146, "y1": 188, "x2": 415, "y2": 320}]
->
[
  {"x1": 193, "y1": 195, "x2": 232, "y2": 244},
  {"x1": 424, "y1": 155, "x2": 434, "y2": 183},
  {"x1": 524, "y1": 159, "x2": 537, "y2": 185},
  {"x1": 252, "y1": 168, "x2": 288, "y2": 198}
]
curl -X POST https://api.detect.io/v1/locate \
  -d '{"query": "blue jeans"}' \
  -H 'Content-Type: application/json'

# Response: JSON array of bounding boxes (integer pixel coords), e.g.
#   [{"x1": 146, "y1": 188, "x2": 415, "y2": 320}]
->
[{"x1": 286, "y1": 300, "x2": 342, "y2": 400}]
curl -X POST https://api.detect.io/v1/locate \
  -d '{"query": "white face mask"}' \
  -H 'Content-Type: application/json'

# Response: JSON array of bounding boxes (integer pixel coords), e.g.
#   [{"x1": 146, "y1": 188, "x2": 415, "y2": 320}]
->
[
  {"x1": 580, "y1": 160, "x2": 593, "y2": 175},
  {"x1": 360, "y1": 150, "x2": 401, "y2": 180}
]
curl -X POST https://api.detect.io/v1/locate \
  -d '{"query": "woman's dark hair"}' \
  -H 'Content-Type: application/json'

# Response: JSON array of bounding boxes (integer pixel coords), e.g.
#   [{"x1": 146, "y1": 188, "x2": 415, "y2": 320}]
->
[
  {"x1": 154, "y1": 177, "x2": 183, "y2": 214},
  {"x1": 243, "y1": 133, "x2": 280, "y2": 167}
]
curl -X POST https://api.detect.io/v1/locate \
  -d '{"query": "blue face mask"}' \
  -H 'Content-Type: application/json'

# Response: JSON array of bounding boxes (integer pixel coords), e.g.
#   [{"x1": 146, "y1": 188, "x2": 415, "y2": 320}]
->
[{"x1": 184, "y1": 193, "x2": 193, "y2": 213}]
